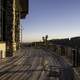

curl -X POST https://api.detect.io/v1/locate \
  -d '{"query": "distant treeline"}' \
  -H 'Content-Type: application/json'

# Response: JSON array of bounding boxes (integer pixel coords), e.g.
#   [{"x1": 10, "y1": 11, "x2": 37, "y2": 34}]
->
[{"x1": 48, "y1": 36, "x2": 80, "y2": 48}]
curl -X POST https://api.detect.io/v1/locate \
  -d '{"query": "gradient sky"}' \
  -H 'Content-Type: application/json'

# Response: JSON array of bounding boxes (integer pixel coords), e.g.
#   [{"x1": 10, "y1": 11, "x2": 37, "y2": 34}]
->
[{"x1": 21, "y1": 0, "x2": 80, "y2": 42}]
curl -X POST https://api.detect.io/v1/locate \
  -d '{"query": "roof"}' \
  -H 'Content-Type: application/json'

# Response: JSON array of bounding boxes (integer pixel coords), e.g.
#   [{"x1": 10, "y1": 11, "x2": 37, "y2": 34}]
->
[{"x1": 19, "y1": 0, "x2": 29, "y2": 19}]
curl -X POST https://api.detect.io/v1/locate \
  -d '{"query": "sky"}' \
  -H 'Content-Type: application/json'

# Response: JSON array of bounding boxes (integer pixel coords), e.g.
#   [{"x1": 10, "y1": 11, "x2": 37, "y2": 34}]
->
[{"x1": 21, "y1": 0, "x2": 80, "y2": 42}]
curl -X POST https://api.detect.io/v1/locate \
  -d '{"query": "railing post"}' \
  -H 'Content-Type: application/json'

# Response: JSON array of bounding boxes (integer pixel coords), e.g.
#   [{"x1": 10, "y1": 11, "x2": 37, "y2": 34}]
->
[
  {"x1": 76, "y1": 48, "x2": 79, "y2": 67},
  {"x1": 72, "y1": 49, "x2": 76, "y2": 67}
]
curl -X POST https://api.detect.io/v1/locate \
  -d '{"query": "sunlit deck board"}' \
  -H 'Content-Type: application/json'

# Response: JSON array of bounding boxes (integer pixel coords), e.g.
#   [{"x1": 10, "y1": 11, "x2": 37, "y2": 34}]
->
[{"x1": 0, "y1": 47, "x2": 73, "y2": 80}]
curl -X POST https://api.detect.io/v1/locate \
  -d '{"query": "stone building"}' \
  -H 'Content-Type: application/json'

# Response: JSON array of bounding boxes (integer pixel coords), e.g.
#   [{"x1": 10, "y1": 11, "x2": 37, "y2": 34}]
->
[{"x1": 0, "y1": 0, "x2": 28, "y2": 58}]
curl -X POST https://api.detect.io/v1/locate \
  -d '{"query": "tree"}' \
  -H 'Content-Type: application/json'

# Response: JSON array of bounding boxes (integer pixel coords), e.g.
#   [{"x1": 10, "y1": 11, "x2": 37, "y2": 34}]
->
[
  {"x1": 45, "y1": 35, "x2": 48, "y2": 40},
  {"x1": 42, "y1": 36, "x2": 45, "y2": 42}
]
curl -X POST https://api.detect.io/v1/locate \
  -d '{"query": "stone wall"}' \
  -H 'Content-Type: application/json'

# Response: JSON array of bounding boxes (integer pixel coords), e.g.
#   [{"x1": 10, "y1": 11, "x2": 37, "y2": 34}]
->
[{"x1": 0, "y1": 42, "x2": 6, "y2": 58}]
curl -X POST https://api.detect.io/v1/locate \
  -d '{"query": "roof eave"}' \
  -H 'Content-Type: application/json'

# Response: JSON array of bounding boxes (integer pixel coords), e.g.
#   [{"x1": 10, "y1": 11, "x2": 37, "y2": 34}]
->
[{"x1": 19, "y1": 0, "x2": 28, "y2": 19}]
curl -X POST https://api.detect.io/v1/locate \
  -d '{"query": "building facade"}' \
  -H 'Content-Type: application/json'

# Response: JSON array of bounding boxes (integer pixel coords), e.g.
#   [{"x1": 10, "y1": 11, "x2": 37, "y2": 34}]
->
[
  {"x1": 0, "y1": 0, "x2": 28, "y2": 58},
  {"x1": 0, "y1": 0, "x2": 1, "y2": 40}
]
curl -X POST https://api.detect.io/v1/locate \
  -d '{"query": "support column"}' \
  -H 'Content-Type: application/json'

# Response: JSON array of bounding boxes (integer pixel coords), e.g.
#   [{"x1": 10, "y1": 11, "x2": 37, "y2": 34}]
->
[
  {"x1": 12, "y1": 0, "x2": 16, "y2": 54},
  {"x1": 15, "y1": 0, "x2": 21, "y2": 50}
]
